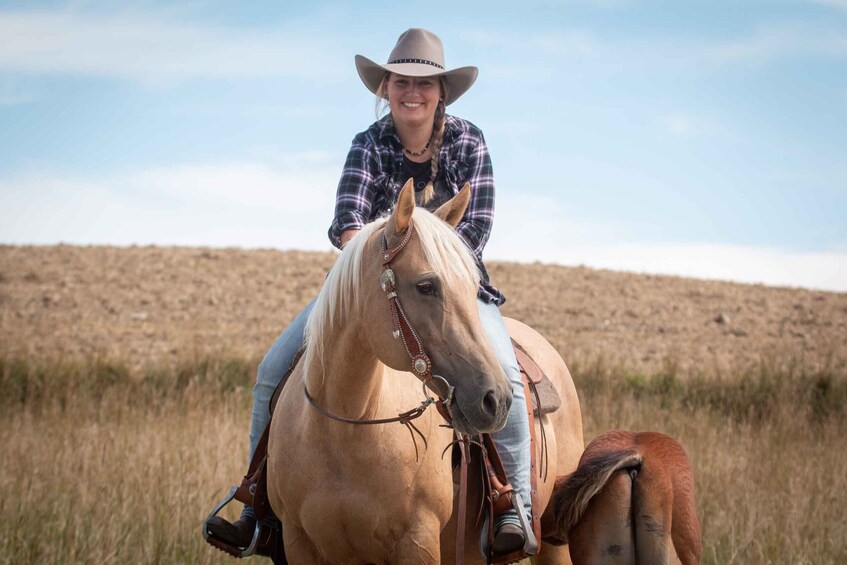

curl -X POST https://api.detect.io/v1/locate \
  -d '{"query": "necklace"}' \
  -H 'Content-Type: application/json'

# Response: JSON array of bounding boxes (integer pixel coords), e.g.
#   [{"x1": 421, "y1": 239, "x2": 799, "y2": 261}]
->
[{"x1": 403, "y1": 140, "x2": 431, "y2": 157}]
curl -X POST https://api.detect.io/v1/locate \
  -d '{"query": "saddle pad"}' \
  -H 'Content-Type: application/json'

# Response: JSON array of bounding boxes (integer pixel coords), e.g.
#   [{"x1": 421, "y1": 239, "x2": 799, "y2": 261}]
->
[
  {"x1": 529, "y1": 375, "x2": 561, "y2": 416},
  {"x1": 512, "y1": 340, "x2": 561, "y2": 416}
]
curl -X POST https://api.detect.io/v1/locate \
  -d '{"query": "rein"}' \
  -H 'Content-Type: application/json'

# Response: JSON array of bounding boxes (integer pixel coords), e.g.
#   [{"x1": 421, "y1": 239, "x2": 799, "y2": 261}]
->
[{"x1": 303, "y1": 385, "x2": 437, "y2": 460}]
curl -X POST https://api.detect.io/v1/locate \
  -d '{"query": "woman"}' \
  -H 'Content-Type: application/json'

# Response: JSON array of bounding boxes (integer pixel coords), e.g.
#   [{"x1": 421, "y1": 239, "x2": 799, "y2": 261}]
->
[{"x1": 208, "y1": 28, "x2": 535, "y2": 558}]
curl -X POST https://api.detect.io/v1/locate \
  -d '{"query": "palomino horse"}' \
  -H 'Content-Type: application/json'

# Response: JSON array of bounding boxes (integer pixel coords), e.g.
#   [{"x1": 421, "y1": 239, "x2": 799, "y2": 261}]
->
[
  {"x1": 267, "y1": 180, "x2": 583, "y2": 564},
  {"x1": 551, "y1": 430, "x2": 701, "y2": 565}
]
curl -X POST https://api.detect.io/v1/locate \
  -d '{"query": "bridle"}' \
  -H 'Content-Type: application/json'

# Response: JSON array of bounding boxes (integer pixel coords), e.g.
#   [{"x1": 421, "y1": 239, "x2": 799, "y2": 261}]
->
[
  {"x1": 302, "y1": 221, "x2": 474, "y2": 564},
  {"x1": 378, "y1": 223, "x2": 455, "y2": 421},
  {"x1": 303, "y1": 222, "x2": 456, "y2": 431}
]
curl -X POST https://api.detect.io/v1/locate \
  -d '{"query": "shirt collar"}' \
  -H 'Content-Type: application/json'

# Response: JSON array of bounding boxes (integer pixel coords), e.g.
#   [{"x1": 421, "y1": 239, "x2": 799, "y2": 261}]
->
[{"x1": 377, "y1": 114, "x2": 459, "y2": 144}]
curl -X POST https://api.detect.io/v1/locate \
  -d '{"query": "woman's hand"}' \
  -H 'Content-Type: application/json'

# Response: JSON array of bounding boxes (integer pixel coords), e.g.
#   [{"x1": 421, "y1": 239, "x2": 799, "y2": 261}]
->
[{"x1": 340, "y1": 229, "x2": 361, "y2": 248}]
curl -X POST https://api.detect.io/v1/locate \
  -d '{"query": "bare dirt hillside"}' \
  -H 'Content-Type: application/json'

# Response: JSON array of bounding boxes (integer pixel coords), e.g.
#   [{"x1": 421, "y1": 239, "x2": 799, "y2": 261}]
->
[{"x1": 1, "y1": 244, "x2": 845, "y2": 377}]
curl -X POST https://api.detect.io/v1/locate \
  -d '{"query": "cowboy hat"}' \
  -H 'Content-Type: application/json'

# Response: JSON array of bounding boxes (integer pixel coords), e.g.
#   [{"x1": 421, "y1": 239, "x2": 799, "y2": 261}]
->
[{"x1": 355, "y1": 28, "x2": 478, "y2": 106}]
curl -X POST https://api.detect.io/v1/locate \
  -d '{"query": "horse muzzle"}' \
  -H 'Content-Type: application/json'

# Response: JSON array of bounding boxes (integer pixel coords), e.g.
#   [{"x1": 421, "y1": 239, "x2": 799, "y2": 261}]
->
[{"x1": 449, "y1": 380, "x2": 512, "y2": 434}]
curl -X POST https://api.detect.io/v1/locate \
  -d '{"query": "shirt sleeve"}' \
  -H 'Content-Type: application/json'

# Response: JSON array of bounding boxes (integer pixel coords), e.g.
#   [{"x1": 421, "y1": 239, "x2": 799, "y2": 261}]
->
[
  {"x1": 327, "y1": 135, "x2": 379, "y2": 249},
  {"x1": 455, "y1": 133, "x2": 495, "y2": 257}
]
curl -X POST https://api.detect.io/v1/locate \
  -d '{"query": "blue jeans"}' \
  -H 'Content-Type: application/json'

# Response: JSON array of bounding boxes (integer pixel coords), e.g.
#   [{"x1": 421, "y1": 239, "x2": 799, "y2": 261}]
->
[
  {"x1": 247, "y1": 298, "x2": 532, "y2": 520},
  {"x1": 248, "y1": 297, "x2": 316, "y2": 462}
]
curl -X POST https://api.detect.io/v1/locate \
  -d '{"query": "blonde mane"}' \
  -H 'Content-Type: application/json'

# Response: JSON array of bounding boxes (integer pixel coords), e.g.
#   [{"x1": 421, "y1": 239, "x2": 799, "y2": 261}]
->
[{"x1": 303, "y1": 209, "x2": 481, "y2": 380}]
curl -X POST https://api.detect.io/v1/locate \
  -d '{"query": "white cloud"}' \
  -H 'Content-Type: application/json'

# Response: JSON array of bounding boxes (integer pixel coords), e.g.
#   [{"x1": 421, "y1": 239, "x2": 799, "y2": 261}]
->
[
  {"x1": 135, "y1": 160, "x2": 337, "y2": 211},
  {"x1": 486, "y1": 191, "x2": 847, "y2": 293},
  {"x1": 0, "y1": 9, "x2": 343, "y2": 85},
  {"x1": 2, "y1": 162, "x2": 846, "y2": 293},
  {"x1": 489, "y1": 235, "x2": 847, "y2": 293},
  {"x1": 0, "y1": 158, "x2": 339, "y2": 250},
  {"x1": 807, "y1": 0, "x2": 847, "y2": 9}
]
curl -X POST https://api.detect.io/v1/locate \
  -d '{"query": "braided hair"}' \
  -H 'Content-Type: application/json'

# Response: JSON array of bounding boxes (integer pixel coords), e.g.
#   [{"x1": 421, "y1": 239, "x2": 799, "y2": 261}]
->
[{"x1": 418, "y1": 78, "x2": 448, "y2": 205}]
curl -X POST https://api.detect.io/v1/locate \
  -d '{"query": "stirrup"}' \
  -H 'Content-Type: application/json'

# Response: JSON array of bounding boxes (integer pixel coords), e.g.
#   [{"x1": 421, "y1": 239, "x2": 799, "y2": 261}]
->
[
  {"x1": 202, "y1": 486, "x2": 261, "y2": 558},
  {"x1": 509, "y1": 492, "x2": 538, "y2": 555},
  {"x1": 480, "y1": 492, "x2": 539, "y2": 563}
]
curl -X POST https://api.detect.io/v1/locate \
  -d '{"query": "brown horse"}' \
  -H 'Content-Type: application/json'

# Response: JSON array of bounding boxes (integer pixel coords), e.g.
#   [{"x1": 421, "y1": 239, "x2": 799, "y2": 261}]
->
[
  {"x1": 551, "y1": 430, "x2": 701, "y2": 565},
  {"x1": 267, "y1": 180, "x2": 583, "y2": 564}
]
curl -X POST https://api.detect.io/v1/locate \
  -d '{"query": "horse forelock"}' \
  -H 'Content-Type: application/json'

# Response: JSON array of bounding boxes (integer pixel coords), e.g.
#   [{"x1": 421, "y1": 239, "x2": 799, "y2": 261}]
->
[
  {"x1": 303, "y1": 209, "x2": 480, "y2": 385},
  {"x1": 410, "y1": 209, "x2": 480, "y2": 295}
]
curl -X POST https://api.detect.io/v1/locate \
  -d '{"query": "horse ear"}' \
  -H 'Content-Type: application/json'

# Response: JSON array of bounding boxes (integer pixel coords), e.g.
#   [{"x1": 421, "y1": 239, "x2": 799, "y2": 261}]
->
[
  {"x1": 434, "y1": 183, "x2": 471, "y2": 227},
  {"x1": 385, "y1": 178, "x2": 416, "y2": 244}
]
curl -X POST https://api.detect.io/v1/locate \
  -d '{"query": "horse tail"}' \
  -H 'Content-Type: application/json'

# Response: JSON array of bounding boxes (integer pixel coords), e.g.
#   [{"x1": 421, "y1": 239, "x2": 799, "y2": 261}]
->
[{"x1": 551, "y1": 448, "x2": 642, "y2": 541}]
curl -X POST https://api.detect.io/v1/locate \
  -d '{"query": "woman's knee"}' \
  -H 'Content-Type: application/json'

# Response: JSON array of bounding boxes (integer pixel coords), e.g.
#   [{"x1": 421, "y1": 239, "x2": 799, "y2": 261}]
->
[{"x1": 253, "y1": 362, "x2": 276, "y2": 399}]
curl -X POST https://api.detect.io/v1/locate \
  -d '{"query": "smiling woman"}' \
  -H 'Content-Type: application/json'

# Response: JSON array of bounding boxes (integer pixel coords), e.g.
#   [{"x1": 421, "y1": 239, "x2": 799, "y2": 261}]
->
[
  {"x1": 204, "y1": 27, "x2": 540, "y2": 560},
  {"x1": 348, "y1": 27, "x2": 479, "y2": 218}
]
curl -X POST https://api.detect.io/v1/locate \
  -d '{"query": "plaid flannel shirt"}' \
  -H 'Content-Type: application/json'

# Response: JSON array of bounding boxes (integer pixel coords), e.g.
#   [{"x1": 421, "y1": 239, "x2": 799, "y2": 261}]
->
[{"x1": 328, "y1": 114, "x2": 504, "y2": 304}]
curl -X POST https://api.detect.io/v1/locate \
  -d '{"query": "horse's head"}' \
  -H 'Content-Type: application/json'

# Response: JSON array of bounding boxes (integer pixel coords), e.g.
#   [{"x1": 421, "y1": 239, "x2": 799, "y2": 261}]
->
[{"x1": 359, "y1": 180, "x2": 513, "y2": 434}]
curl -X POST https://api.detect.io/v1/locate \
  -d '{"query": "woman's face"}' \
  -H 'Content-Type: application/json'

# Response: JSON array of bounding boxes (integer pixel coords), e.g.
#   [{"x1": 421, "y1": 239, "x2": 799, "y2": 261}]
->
[{"x1": 385, "y1": 73, "x2": 441, "y2": 129}]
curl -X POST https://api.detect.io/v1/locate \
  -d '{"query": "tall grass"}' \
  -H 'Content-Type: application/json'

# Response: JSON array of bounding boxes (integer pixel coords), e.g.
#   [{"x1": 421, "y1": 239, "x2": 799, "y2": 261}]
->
[
  {"x1": 0, "y1": 355, "x2": 254, "y2": 565},
  {"x1": 1, "y1": 354, "x2": 845, "y2": 564},
  {"x1": 573, "y1": 356, "x2": 846, "y2": 564}
]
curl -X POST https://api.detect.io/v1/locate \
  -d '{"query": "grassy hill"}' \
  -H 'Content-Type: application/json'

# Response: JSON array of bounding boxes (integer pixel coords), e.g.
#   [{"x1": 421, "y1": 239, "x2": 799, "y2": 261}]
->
[{"x1": 1, "y1": 245, "x2": 845, "y2": 564}]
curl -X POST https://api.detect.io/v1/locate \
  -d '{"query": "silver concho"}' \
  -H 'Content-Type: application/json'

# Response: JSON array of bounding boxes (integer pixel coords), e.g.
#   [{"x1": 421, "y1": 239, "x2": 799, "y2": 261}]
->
[
  {"x1": 414, "y1": 358, "x2": 428, "y2": 374},
  {"x1": 380, "y1": 268, "x2": 395, "y2": 292}
]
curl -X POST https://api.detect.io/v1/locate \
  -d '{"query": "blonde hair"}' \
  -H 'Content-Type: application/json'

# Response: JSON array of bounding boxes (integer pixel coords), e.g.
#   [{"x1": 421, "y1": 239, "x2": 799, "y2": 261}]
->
[{"x1": 375, "y1": 73, "x2": 449, "y2": 206}]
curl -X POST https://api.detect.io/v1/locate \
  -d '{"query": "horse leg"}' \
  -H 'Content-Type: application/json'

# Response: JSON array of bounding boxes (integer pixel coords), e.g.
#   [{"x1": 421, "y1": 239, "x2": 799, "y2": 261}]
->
[
  {"x1": 670, "y1": 471, "x2": 702, "y2": 565},
  {"x1": 392, "y1": 509, "x2": 444, "y2": 565},
  {"x1": 631, "y1": 463, "x2": 677, "y2": 565},
  {"x1": 568, "y1": 469, "x2": 636, "y2": 565},
  {"x1": 670, "y1": 507, "x2": 701, "y2": 565}
]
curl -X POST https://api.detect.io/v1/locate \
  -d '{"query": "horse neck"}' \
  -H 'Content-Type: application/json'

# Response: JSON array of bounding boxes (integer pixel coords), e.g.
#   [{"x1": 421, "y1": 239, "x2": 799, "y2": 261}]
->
[{"x1": 304, "y1": 321, "x2": 385, "y2": 420}]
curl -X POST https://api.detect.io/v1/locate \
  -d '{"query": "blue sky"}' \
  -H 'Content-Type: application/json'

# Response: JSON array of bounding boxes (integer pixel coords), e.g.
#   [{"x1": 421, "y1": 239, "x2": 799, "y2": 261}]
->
[{"x1": 1, "y1": 0, "x2": 845, "y2": 291}]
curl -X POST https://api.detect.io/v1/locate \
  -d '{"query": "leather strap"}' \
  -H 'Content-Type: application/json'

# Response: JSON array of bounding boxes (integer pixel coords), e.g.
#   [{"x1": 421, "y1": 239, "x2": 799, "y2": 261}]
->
[
  {"x1": 511, "y1": 339, "x2": 544, "y2": 385},
  {"x1": 456, "y1": 435, "x2": 471, "y2": 565},
  {"x1": 524, "y1": 373, "x2": 542, "y2": 549},
  {"x1": 379, "y1": 225, "x2": 455, "y2": 418},
  {"x1": 380, "y1": 223, "x2": 415, "y2": 265},
  {"x1": 481, "y1": 369, "x2": 543, "y2": 564},
  {"x1": 482, "y1": 433, "x2": 515, "y2": 515}
]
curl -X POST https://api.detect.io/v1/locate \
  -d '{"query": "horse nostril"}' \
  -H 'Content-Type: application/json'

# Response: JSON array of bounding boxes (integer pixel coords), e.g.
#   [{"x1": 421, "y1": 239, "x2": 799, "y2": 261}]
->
[{"x1": 482, "y1": 390, "x2": 499, "y2": 418}]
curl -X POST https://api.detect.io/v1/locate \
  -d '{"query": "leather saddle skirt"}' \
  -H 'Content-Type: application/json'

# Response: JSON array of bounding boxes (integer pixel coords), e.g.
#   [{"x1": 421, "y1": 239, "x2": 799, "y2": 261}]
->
[{"x1": 511, "y1": 339, "x2": 561, "y2": 416}]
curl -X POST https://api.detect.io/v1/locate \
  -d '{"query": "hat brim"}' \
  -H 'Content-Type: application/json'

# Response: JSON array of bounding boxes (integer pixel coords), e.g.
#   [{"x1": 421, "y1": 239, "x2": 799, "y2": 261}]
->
[{"x1": 355, "y1": 54, "x2": 478, "y2": 106}]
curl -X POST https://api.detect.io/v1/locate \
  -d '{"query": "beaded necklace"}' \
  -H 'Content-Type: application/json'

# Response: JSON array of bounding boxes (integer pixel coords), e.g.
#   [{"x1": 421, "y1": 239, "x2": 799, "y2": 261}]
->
[{"x1": 403, "y1": 140, "x2": 431, "y2": 157}]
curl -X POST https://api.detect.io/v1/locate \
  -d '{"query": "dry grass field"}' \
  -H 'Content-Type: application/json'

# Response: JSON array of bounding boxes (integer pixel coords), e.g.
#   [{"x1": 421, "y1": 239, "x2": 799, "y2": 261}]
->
[{"x1": 1, "y1": 244, "x2": 846, "y2": 564}]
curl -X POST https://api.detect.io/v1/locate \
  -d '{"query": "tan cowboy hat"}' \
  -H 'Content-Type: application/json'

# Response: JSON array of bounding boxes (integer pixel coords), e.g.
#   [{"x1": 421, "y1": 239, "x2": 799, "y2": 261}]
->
[{"x1": 355, "y1": 28, "x2": 478, "y2": 106}]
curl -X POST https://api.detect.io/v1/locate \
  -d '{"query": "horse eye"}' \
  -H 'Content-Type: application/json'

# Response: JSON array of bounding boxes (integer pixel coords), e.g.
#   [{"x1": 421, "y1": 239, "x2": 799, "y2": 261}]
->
[{"x1": 416, "y1": 282, "x2": 435, "y2": 296}]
